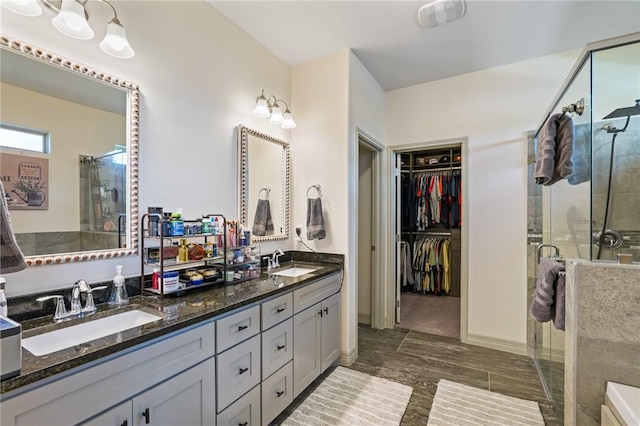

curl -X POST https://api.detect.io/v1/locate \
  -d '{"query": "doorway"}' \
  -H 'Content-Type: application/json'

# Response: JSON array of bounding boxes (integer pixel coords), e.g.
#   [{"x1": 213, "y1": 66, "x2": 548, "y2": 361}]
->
[
  {"x1": 357, "y1": 132, "x2": 384, "y2": 328},
  {"x1": 390, "y1": 139, "x2": 468, "y2": 341}
]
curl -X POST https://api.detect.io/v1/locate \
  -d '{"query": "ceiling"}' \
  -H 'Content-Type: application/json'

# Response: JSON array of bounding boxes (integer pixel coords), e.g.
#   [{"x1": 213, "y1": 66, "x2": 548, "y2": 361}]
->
[{"x1": 208, "y1": 0, "x2": 640, "y2": 91}]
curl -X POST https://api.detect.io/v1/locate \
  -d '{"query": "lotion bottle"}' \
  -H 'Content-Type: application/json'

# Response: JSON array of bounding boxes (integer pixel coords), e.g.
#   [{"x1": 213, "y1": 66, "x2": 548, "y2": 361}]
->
[{"x1": 108, "y1": 265, "x2": 129, "y2": 306}]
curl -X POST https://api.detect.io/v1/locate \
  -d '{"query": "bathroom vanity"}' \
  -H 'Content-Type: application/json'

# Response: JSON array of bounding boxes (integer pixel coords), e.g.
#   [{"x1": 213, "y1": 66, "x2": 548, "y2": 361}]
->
[{"x1": 0, "y1": 260, "x2": 342, "y2": 426}]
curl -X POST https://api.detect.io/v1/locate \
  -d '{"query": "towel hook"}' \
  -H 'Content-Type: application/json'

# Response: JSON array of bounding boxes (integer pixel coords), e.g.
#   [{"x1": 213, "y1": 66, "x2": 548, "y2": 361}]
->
[
  {"x1": 258, "y1": 187, "x2": 271, "y2": 199},
  {"x1": 306, "y1": 184, "x2": 322, "y2": 199}
]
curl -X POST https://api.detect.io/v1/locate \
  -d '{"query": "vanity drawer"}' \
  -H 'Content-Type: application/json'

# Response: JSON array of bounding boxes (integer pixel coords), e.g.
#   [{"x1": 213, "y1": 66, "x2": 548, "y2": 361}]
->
[
  {"x1": 217, "y1": 305, "x2": 260, "y2": 353},
  {"x1": 217, "y1": 384, "x2": 261, "y2": 426},
  {"x1": 216, "y1": 334, "x2": 261, "y2": 412},
  {"x1": 261, "y1": 361, "x2": 293, "y2": 426},
  {"x1": 293, "y1": 273, "x2": 341, "y2": 314},
  {"x1": 261, "y1": 292, "x2": 293, "y2": 331},
  {"x1": 261, "y1": 318, "x2": 293, "y2": 380}
]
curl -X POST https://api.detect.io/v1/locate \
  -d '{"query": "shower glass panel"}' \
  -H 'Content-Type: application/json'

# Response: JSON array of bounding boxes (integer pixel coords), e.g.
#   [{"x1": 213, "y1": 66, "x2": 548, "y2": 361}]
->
[
  {"x1": 591, "y1": 42, "x2": 640, "y2": 261},
  {"x1": 529, "y1": 34, "x2": 640, "y2": 411},
  {"x1": 79, "y1": 148, "x2": 127, "y2": 251}
]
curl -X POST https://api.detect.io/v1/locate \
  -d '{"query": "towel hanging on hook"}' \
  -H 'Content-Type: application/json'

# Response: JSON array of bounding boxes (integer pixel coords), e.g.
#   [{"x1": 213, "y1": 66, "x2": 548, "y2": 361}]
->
[{"x1": 306, "y1": 184, "x2": 322, "y2": 199}]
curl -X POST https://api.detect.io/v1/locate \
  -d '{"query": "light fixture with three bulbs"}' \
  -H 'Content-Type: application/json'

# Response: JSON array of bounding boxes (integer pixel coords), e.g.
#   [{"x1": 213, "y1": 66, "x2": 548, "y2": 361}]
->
[
  {"x1": 252, "y1": 90, "x2": 296, "y2": 129},
  {"x1": 1, "y1": 0, "x2": 135, "y2": 59}
]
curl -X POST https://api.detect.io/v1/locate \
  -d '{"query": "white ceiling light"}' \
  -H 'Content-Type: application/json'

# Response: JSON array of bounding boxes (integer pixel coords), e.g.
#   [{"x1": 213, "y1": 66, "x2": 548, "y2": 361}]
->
[
  {"x1": 417, "y1": 0, "x2": 466, "y2": 29},
  {"x1": 252, "y1": 90, "x2": 296, "y2": 129},
  {"x1": 1, "y1": 0, "x2": 135, "y2": 59}
]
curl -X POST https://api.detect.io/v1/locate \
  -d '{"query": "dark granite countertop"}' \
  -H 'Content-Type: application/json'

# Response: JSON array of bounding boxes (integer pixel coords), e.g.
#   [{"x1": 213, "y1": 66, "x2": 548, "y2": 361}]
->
[{"x1": 1, "y1": 257, "x2": 343, "y2": 396}]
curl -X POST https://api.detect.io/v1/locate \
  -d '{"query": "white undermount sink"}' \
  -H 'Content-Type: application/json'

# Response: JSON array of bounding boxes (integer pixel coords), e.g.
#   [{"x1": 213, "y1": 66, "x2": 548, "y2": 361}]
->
[
  {"x1": 22, "y1": 310, "x2": 163, "y2": 356},
  {"x1": 271, "y1": 267, "x2": 318, "y2": 278}
]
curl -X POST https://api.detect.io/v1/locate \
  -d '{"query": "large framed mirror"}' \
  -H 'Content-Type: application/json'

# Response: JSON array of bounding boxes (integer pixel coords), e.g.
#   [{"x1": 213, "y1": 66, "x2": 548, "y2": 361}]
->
[
  {"x1": 238, "y1": 125, "x2": 290, "y2": 242},
  {"x1": 0, "y1": 36, "x2": 139, "y2": 266}
]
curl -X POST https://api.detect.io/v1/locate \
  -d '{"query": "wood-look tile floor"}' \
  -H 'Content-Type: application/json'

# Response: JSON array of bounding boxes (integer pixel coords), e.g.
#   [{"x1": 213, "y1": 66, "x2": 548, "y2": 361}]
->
[
  {"x1": 274, "y1": 325, "x2": 563, "y2": 425},
  {"x1": 350, "y1": 325, "x2": 564, "y2": 425}
]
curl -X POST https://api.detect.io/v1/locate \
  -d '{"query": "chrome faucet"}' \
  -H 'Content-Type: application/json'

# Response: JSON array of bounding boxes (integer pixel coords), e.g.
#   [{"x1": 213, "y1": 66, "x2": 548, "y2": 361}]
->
[
  {"x1": 37, "y1": 280, "x2": 107, "y2": 322},
  {"x1": 271, "y1": 249, "x2": 285, "y2": 268}
]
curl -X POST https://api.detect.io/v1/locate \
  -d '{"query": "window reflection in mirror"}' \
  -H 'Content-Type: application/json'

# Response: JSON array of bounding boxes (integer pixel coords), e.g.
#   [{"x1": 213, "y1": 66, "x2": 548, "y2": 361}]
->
[
  {"x1": 238, "y1": 125, "x2": 290, "y2": 242},
  {"x1": 0, "y1": 37, "x2": 139, "y2": 265}
]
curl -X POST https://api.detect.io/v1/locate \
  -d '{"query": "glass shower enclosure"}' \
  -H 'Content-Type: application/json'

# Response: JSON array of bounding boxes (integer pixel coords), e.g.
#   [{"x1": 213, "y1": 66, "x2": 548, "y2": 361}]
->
[
  {"x1": 528, "y1": 33, "x2": 640, "y2": 410},
  {"x1": 79, "y1": 147, "x2": 127, "y2": 251}
]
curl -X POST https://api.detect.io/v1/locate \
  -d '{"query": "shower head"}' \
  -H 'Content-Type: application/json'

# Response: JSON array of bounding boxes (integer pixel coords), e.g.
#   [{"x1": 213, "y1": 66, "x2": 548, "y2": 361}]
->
[{"x1": 603, "y1": 99, "x2": 640, "y2": 119}]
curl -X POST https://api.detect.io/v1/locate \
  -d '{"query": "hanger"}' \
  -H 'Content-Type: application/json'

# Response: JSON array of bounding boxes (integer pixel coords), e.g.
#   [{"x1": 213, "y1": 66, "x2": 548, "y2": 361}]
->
[{"x1": 306, "y1": 184, "x2": 322, "y2": 198}]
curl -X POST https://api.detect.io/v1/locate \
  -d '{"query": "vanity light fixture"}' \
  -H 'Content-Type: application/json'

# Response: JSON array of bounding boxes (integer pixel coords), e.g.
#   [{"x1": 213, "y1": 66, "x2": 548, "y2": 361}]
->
[
  {"x1": 1, "y1": 0, "x2": 135, "y2": 59},
  {"x1": 252, "y1": 90, "x2": 296, "y2": 129}
]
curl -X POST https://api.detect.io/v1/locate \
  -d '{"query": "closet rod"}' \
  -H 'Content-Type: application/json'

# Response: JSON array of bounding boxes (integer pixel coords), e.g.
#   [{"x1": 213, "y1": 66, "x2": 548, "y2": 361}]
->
[
  {"x1": 412, "y1": 231, "x2": 452, "y2": 236},
  {"x1": 413, "y1": 166, "x2": 461, "y2": 173}
]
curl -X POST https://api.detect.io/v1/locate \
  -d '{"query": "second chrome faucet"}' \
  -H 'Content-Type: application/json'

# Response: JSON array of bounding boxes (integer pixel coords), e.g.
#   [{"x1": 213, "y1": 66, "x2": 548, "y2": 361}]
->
[{"x1": 37, "y1": 279, "x2": 107, "y2": 322}]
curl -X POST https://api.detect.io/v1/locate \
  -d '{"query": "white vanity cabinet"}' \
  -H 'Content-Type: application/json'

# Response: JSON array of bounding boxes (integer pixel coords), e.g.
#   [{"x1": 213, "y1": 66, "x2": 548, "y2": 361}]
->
[
  {"x1": 1, "y1": 320, "x2": 216, "y2": 426},
  {"x1": 292, "y1": 274, "x2": 341, "y2": 398}
]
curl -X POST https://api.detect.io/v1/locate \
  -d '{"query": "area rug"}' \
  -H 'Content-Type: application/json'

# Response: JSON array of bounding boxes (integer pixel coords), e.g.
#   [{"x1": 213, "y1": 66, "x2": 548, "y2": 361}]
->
[
  {"x1": 427, "y1": 379, "x2": 545, "y2": 426},
  {"x1": 281, "y1": 366, "x2": 413, "y2": 425}
]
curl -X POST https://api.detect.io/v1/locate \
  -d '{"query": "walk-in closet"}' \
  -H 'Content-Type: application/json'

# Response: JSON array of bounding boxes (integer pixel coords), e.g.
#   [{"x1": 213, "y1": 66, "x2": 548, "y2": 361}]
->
[{"x1": 397, "y1": 145, "x2": 462, "y2": 339}]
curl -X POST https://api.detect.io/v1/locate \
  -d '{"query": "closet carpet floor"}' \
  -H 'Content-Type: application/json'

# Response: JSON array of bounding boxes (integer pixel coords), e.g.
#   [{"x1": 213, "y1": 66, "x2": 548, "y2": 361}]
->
[
  {"x1": 397, "y1": 293, "x2": 460, "y2": 339},
  {"x1": 349, "y1": 325, "x2": 564, "y2": 426}
]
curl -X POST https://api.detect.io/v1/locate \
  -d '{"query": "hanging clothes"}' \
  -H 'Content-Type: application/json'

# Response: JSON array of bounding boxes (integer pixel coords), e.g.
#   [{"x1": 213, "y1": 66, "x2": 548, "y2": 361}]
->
[
  {"x1": 410, "y1": 236, "x2": 451, "y2": 294},
  {"x1": 400, "y1": 240, "x2": 415, "y2": 287},
  {"x1": 411, "y1": 170, "x2": 461, "y2": 231}
]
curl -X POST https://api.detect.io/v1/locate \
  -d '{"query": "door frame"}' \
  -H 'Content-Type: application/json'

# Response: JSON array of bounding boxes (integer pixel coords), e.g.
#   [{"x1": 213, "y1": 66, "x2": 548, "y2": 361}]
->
[
  {"x1": 356, "y1": 129, "x2": 386, "y2": 329},
  {"x1": 386, "y1": 137, "x2": 469, "y2": 343}
]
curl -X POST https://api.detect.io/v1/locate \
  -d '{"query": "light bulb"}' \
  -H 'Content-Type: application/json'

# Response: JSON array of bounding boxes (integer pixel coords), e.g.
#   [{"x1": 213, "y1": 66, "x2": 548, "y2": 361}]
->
[
  {"x1": 0, "y1": 0, "x2": 42, "y2": 16},
  {"x1": 269, "y1": 105, "x2": 284, "y2": 124},
  {"x1": 100, "y1": 21, "x2": 135, "y2": 59},
  {"x1": 253, "y1": 96, "x2": 270, "y2": 118},
  {"x1": 281, "y1": 110, "x2": 296, "y2": 129},
  {"x1": 51, "y1": 0, "x2": 94, "y2": 40}
]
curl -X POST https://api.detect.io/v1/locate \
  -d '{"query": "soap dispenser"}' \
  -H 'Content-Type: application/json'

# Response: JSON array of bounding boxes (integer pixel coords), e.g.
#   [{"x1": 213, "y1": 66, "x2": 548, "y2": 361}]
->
[{"x1": 108, "y1": 265, "x2": 129, "y2": 306}]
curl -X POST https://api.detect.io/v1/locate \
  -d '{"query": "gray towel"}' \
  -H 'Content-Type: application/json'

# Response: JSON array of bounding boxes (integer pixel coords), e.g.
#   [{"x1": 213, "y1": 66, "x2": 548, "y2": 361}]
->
[
  {"x1": 568, "y1": 122, "x2": 591, "y2": 185},
  {"x1": 306, "y1": 197, "x2": 326, "y2": 240},
  {"x1": 530, "y1": 258, "x2": 565, "y2": 329},
  {"x1": 1, "y1": 183, "x2": 27, "y2": 273},
  {"x1": 535, "y1": 113, "x2": 574, "y2": 186},
  {"x1": 252, "y1": 199, "x2": 273, "y2": 237}
]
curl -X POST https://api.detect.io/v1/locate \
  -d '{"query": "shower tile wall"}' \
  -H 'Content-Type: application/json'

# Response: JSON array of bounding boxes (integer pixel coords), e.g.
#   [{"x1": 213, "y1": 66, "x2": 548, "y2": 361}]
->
[
  {"x1": 565, "y1": 261, "x2": 640, "y2": 426},
  {"x1": 591, "y1": 118, "x2": 640, "y2": 261}
]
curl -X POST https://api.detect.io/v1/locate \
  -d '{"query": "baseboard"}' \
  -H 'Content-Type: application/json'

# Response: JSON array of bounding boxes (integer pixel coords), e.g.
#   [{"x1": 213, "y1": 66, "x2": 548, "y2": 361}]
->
[
  {"x1": 358, "y1": 313, "x2": 371, "y2": 325},
  {"x1": 541, "y1": 347, "x2": 565, "y2": 364},
  {"x1": 341, "y1": 346, "x2": 358, "y2": 366},
  {"x1": 466, "y1": 333, "x2": 528, "y2": 356}
]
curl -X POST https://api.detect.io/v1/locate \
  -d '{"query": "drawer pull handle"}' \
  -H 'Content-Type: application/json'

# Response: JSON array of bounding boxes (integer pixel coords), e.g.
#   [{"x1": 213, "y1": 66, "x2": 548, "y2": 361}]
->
[
  {"x1": 142, "y1": 408, "x2": 150, "y2": 424},
  {"x1": 318, "y1": 310, "x2": 323, "y2": 317},
  {"x1": 238, "y1": 325, "x2": 248, "y2": 331},
  {"x1": 239, "y1": 422, "x2": 248, "y2": 426},
  {"x1": 276, "y1": 307, "x2": 286, "y2": 313},
  {"x1": 324, "y1": 307, "x2": 329, "y2": 315},
  {"x1": 277, "y1": 344, "x2": 286, "y2": 351},
  {"x1": 276, "y1": 390, "x2": 285, "y2": 398},
  {"x1": 239, "y1": 367, "x2": 249, "y2": 375}
]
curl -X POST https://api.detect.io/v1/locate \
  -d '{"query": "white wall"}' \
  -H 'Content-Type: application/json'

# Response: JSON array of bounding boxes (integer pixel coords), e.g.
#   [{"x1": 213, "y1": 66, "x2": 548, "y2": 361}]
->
[
  {"x1": 1, "y1": 1, "x2": 293, "y2": 296},
  {"x1": 290, "y1": 49, "x2": 385, "y2": 362},
  {"x1": 386, "y1": 49, "x2": 581, "y2": 346}
]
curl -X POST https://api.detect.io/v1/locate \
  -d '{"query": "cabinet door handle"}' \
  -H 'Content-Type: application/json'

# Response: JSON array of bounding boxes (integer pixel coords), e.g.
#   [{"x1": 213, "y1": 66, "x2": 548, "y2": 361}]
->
[
  {"x1": 239, "y1": 367, "x2": 249, "y2": 375},
  {"x1": 238, "y1": 324, "x2": 248, "y2": 331},
  {"x1": 277, "y1": 344, "x2": 286, "y2": 351},
  {"x1": 239, "y1": 422, "x2": 248, "y2": 426},
  {"x1": 318, "y1": 310, "x2": 323, "y2": 317},
  {"x1": 276, "y1": 307, "x2": 286, "y2": 313},
  {"x1": 121, "y1": 421, "x2": 128, "y2": 426},
  {"x1": 142, "y1": 408, "x2": 150, "y2": 424},
  {"x1": 324, "y1": 307, "x2": 328, "y2": 315},
  {"x1": 276, "y1": 390, "x2": 285, "y2": 398}
]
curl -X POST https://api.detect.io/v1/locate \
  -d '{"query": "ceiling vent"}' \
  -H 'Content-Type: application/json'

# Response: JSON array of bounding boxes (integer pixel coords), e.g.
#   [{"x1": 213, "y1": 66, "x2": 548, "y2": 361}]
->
[{"x1": 417, "y1": 0, "x2": 466, "y2": 28}]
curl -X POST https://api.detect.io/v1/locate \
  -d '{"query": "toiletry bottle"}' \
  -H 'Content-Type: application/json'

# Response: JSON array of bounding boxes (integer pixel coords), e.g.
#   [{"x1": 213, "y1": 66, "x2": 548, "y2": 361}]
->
[
  {"x1": 0, "y1": 277, "x2": 8, "y2": 316},
  {"x1": 202, "y1": 216, "x2": 211, "y2": 234},
  {"x1": 108, "y1": 265, "x2": 129, "y2": 306},
  {"x1": 152, "y1": 268, "x2": 159, "y2": 289},
  {"x1": 178, "y1": 238, "x2": 189, "y2": 262}
]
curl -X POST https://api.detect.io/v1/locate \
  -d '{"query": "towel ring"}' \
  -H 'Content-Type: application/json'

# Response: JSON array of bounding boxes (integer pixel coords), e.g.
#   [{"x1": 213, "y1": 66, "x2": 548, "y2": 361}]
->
[
  {"x1": 258, "y1": 187, "x2": 271, "y2": 199},
  {"x1": 306, "y1": 184, "x2": 322, "y2": 199}
]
